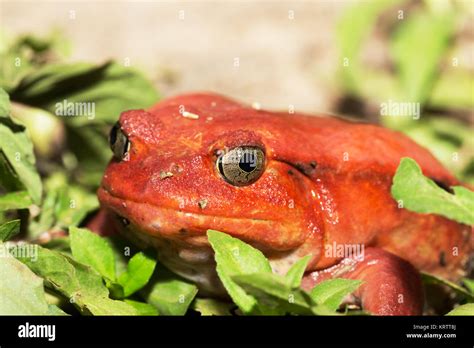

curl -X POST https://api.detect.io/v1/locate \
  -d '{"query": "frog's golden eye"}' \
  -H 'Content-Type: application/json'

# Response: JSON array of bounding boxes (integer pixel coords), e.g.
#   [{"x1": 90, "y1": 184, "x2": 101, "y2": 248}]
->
[
  {"x1": 109, "y1": 122, "x2": 130, "y2": 160},
  {"x1": 217, "y1": 146, "x2": 265, "y2": 186}
]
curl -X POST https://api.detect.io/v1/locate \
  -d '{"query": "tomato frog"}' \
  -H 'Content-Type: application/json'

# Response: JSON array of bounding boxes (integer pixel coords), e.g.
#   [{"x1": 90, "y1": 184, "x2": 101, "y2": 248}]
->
[{"x1": 91, "y1": 93, "x2": 473, "y2": 315}]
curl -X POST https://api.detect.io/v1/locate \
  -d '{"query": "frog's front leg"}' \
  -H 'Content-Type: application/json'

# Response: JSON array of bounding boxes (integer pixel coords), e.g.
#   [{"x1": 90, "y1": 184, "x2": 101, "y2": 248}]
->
[
  {"x1": 85, "y1": 208, "x2": 120, "y2": 237},
  {"x1": 301, "y1": 247, "x2": 423, "y2": 315}
]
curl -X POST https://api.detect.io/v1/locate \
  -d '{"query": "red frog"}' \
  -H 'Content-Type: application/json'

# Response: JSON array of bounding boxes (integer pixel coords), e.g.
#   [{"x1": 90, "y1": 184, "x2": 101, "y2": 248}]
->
[{"x1": 93, "y1": 93, "x2": 472, "y2": 315}]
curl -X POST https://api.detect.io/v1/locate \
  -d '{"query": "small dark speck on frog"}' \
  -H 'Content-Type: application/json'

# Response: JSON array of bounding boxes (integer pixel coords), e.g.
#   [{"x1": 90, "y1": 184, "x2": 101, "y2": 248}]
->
[
  {"x1": 117, "y1": 215, "x2": 130, "y2": 226},
  {"x1": 439, "y1": 251, "x2": 446, "y2": 267},
  {"x1": 171, "y1": 163, "x2": 184, "y2": 173},
  {"x1": 198, "y1": 199, "x2": 208, "y2": 209}
]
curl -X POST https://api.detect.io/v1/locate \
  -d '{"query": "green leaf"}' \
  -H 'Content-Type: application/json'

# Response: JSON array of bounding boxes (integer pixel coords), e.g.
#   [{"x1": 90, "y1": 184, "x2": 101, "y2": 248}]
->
[
  {"x1": 207, "y1": 230, "x2": 273, "y2": 314},
  {"x1": 192, "y1": 298, "x2": 233, "y2": 316},
  {"x1": 232, "y1": 272, "x2": 318, "y2": 315},
  {"x1": 142, "y1": 266, "x2": 198, "y2": 316},
  {"x1": 11, "y1": 61, "x2": 159, "y2": 125},
  {"x1": 309, "y1": 279, "x2": 362, "y2": 311},
  {"x1": 80, "y1": 296, "x2": 139, "y2": 315},
  {"x1": 28, "y1": 173, "x2": 99, "y2": 238},
  {"x1": 0, "y1": 114, "x2": 42, "y2": 204},
  {"x1": 65, "y1": 124, "x2": 111, "y2": 187},
  {"x1": 446, "y1": 303, "x2": 474, "y2": 316},
  {"x1": 0, "y1": 31, "x2": 70, "y2": 91},
  {"x1": 391, "y1": 158, "x2": 474, "y2": 225},
  {"x1": 430, "y1": 68, "x2": 474, "y2": 109},
  {"x1": 42, "y1": 236, "x2": 70, "y2": 253},
  {"x1": 124, "y1": 299, "x2": 158, "y2": 316},
  {"x1": 0, "y1": 219, "x2": 20, "y2": 242},
  {"x1": 118, "y1": 251, "x2": 157, "y2": 297},
  {"x1": 70, "y1": 227, "x2": 116, "y2": 281},
  {"x1": 399, "y1": 118, "x2": 473, "y2": 180},
  {"x1": 285, "y1": 255, "x2": 311, "y2": 288},
  {"x1": 421, "y1": 272, "x2": 474, "y2": 302},
  {"x1": 106, "y1": 235, "x2": 139, "y2": 278},
  {"x1": 463, "y1": 278, "x2": 474, "y2": 294},
  {"x1": 390, "y1": 10, "x2": 454, "y2": 104},
  {"x1": 0, "y1": 243, "x2": 52, "y2": 315},
  {"x1": 54, "y1": 185, "x2": 99, "y2": 228},
  {"x1": 47, "y1": 304, "x2": 68, "y2": 315},
  {"x1": 28, "y1": 192, "x2": 56, "y2": 239},
  {"x1": 0, "y1": 87, "x2": 10, "y2": 115},
  {"x1": 13, "y1": 244, "x2": 139, "y2": 315},
  {"x1": 337, "y1": 0, "x2": 402, "y2": 94},
  {"x1": 13, "y1": 243, "x2": 107, "y2": 299},
  {"x1": 0, "y1": 190, "x2": 32, "y2": 211},
  {"x1": 29, "y1": 173, "x2": 63, "y2": 235}
]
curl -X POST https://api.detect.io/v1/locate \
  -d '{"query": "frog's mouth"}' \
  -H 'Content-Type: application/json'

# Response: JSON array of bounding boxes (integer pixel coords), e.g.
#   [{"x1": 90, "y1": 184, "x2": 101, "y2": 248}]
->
[
  {"x1": 98, "y1": 185, "x2": 308, "y2": 252},
  {"x1": 98, "y1": 185, "x2": 317, "y2": 294}
]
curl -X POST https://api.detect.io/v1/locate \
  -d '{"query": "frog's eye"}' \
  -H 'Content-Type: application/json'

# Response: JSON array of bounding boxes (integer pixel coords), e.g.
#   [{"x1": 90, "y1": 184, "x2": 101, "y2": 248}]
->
[
  {"x1": 217, "y1": 146, "x2": 265, "y2": 186},
  {"x1": 109, "y1": 122, "x2": 130, "y2": 160}
]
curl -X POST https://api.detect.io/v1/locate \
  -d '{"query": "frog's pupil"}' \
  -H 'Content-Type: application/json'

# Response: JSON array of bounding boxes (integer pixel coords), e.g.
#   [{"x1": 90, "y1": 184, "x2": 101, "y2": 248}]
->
[{"x1": 239, "y1": 153, "x2": 256, "y2": 173}]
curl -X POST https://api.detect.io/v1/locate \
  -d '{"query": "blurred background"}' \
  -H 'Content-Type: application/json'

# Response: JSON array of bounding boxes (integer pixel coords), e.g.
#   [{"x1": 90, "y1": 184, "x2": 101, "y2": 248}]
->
[
  {"x1": 2, "y1": 1, "x2": 346, "y2": 111},
  {"x1": 0, "y1": 0, "x2": 473, "y2": 189}
]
